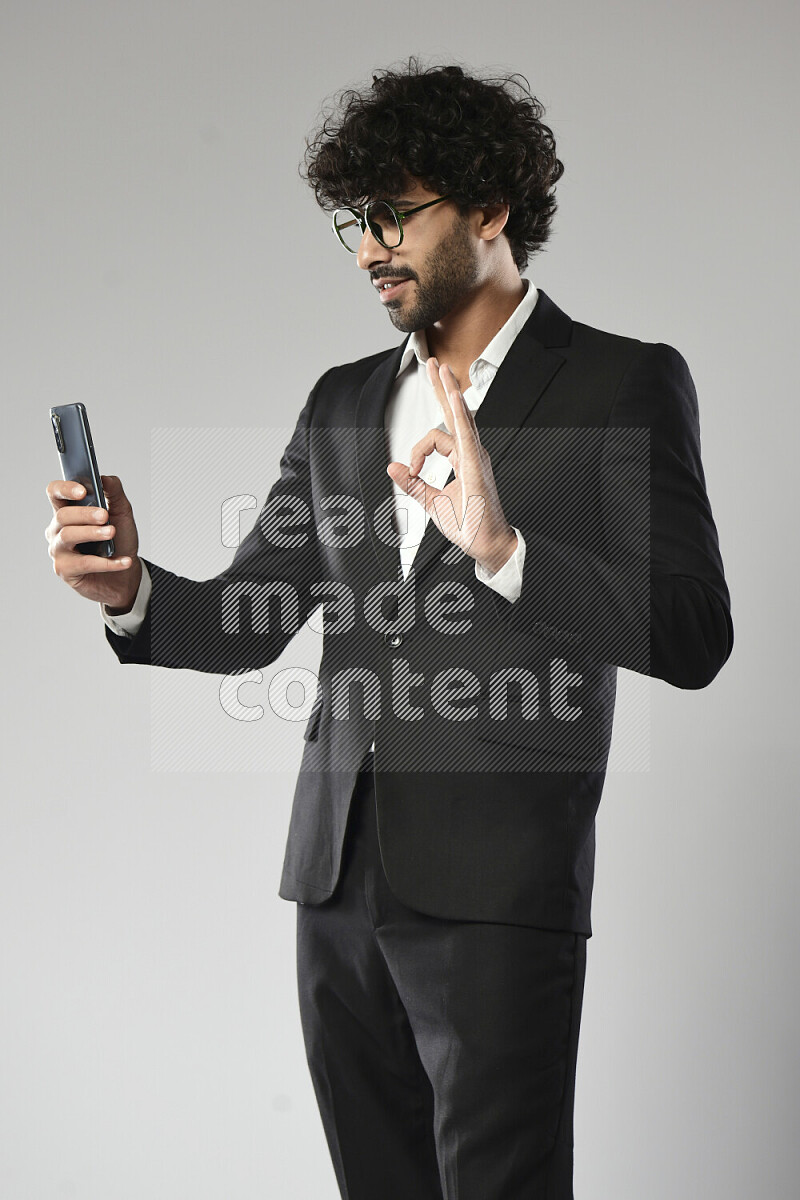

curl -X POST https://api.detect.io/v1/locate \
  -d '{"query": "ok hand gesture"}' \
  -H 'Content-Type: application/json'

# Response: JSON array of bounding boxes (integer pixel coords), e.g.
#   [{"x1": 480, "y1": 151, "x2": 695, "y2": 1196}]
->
[{"x1": 386, "y1": 358, "x2": 518, "y2": 574}]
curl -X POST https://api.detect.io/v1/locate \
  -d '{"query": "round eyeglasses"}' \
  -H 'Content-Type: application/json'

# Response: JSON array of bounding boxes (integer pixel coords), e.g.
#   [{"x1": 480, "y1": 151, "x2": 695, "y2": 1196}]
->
[{"x1": 331, "y1": 195, "x2": 453, "y2": 253}]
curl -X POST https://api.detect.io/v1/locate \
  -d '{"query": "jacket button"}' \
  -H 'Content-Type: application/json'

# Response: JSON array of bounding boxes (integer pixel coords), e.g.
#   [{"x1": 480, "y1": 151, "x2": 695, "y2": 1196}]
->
[{"x1": 384, "y1": 631, "x2": 404, "y2": 648}]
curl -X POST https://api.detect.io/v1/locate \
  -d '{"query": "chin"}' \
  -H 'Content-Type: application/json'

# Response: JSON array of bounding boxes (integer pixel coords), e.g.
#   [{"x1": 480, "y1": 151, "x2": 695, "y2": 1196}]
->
[{"x1": 386, "y1": 308, "x2": 418, "y2": 334}]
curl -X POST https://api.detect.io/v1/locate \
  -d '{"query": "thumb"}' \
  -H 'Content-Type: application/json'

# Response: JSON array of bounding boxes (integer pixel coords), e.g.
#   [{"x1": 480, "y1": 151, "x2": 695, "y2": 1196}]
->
[
  {"x1": 100, "y1": 474, "x2": 132, "y2": 512},
  {"x1": 101, "y1": 474, "x2": 126, "y2": 500}
]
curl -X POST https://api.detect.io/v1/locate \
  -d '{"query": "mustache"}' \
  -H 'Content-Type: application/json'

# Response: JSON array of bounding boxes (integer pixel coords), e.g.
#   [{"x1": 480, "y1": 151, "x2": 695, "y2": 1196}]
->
[{"x1": 370, "y1": 270, "x2": 417, "y2": 283}]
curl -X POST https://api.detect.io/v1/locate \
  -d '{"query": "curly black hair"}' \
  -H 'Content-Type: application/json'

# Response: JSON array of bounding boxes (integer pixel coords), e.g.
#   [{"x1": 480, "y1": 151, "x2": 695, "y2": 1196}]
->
[{"x1": 301, "y1": 58, "x2": 564, "y2": 274}]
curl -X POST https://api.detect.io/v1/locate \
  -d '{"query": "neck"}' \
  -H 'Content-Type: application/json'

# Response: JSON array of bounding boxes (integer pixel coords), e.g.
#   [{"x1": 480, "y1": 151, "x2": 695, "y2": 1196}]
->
[{"x1": 424, "y1": 273, "x2": 527, "y2": 387}]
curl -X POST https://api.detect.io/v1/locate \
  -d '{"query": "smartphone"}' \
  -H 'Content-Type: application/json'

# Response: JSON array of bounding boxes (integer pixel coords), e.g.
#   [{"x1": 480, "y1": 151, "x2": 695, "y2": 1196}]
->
[{"x1": 49, "y1": 403, "x2": 115, "y2": 557}]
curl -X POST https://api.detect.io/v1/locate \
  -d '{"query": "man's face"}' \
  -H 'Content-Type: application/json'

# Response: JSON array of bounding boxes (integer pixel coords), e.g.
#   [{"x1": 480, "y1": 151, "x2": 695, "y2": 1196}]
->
[{"x1": 356, "y1": 180, "x2": 481, "y2": 334}]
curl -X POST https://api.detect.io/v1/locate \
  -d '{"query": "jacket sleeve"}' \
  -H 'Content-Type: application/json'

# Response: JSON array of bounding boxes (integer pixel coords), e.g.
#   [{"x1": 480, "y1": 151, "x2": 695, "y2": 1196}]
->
[
  {"x1": 105, "y1": 371, "x2": 331, "y2": 674},
  {"x1": 490, "y1": 342, "x2": 733, "y2": 688}
]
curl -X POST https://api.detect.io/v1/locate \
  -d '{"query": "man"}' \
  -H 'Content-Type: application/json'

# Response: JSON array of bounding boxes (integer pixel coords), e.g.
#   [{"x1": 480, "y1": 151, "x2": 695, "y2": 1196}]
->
[{"x1": 45, "y1": 61, "x2": 733, "y2": 1199}]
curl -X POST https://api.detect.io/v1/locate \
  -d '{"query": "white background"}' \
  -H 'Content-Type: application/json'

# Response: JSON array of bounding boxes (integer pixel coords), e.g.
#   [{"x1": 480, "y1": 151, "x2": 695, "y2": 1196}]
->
[{"x1": 3, "y1": 1, "x2": 798, "y2": 1196}]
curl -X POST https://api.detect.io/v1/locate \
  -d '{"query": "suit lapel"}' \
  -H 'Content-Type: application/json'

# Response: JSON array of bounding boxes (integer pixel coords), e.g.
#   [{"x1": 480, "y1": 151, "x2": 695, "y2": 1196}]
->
[
  {"x1": 354, "y1": 340, "x2": 410, "y2": 585},
  {"x1": 354, "y1": 289, "x2": 573, "y2": 585}
]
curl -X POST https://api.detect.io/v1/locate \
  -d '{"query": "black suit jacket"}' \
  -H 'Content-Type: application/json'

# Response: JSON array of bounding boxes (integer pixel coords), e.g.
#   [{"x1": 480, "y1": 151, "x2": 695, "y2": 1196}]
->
[{"x1": 106, "y1": 289, "x2": 732, "y2": 935}]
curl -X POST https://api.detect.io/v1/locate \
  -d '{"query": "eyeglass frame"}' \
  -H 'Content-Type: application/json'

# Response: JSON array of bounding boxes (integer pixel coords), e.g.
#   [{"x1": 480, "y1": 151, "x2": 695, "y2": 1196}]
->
[{"x1": 331, "y1": 195, "x2": 454, "y2": 253}]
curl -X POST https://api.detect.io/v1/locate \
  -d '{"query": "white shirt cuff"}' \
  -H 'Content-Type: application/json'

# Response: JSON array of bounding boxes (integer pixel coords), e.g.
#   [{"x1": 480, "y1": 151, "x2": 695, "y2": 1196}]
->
[
  {"x1": 101, "y1": 561, "x2": 152, "y2": 637},
  {"x1": 474, "y1": 527, "x2": 526, "y2": 603}
]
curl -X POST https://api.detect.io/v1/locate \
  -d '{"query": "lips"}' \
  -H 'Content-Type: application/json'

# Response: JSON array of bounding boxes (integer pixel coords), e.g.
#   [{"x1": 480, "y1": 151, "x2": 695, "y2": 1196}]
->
[{"x1": 376, "y1": 278, "x2": 412, "y2": 303}]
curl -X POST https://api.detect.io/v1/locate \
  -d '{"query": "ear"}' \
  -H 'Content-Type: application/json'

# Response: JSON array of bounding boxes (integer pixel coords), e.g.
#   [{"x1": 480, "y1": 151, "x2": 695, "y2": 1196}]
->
[{"x1": 475, "y1": 201, "x2": 510, "y2": 243}]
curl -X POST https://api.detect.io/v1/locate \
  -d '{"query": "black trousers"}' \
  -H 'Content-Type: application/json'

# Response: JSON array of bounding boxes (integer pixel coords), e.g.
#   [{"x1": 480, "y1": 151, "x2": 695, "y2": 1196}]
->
[{"x1": 296, "y1": 754, "x2": 588, "y2": 1200}]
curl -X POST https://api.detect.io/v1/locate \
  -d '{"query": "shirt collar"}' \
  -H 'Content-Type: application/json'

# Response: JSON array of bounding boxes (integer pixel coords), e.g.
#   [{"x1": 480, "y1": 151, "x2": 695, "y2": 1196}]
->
[{"x1": 395, "y1": 278, "x2": 539, "y2": 380}]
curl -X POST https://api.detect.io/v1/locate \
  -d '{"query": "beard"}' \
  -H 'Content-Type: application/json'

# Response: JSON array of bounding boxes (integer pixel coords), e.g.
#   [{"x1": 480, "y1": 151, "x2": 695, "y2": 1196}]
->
[{"x1": 383, "y1": 213, "x2": 481, "y2": 334}]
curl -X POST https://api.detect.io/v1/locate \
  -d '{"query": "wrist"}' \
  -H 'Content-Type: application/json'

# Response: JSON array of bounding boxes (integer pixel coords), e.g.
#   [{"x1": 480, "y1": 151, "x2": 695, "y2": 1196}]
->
[
  {"x1": 106, "y1": 558, "x2": 142, "y2": 615},
  {"x1": 482, "y1": 527, "x2": 518, "y2": 575}
]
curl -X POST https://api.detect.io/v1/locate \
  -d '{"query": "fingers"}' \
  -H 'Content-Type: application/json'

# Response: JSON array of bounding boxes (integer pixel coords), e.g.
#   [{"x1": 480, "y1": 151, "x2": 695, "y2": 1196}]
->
[
  {"x1": 426, "y1": 357, "x2": 455, "y2": 431},
  {"x1": 45, "y1": 504, "x2": 110, "y2": 548},
  {"x1": 426, "y1": 358, "x2": 480, "y2": 449},
  {"x1": 55, "y1": 551, "x2": 133, "y2": 578},
  {"x1": 46, "y1": 476, "x2": 131, "y2": 511},
  {"x1": 47, "y1": 516, "x2": 125, "y2": 560},
  {"x1": 56, "y1": 522, "x2": 116, "y2": 549},
  {"x1": 439, "y1": 363, "x2": 478, "y2": 440},
  {"x1": 51, "y1": 505, "x2": 109, "y2": 527},
  {"x1": 46, "y1": 479, "x2": 88, "y2": 511},
  {"x1": 407, "y1": 428, "x2": 455, "y2": 478},
  {"x1": 386, "y1": 462, "x2": 443, "y2": 514},
  {"x1": 47, "y1": 519, "x2": 133, "y2": 579},
  {"x1": 45, "y1": 504, "x2": 117, "y2": 557}
]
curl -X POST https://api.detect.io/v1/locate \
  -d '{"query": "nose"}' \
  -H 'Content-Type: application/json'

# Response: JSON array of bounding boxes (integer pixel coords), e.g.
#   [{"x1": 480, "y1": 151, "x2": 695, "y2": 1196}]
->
[{"x1": 356, "y1": 225, "x2": 392, "y2": 271}]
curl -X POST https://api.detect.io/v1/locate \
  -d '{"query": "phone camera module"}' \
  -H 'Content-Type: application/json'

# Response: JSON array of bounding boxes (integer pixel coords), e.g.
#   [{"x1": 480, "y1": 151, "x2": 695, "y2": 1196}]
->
[{"x1": 51, "y1": 413, "x2": 65, "y2": 453}]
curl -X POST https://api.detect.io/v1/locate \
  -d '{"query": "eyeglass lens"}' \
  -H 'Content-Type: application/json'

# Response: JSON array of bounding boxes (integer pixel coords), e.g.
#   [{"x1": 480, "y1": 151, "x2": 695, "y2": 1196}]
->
[{"x1": 334, "y1": 202, "x2": 401, "y2": 251}]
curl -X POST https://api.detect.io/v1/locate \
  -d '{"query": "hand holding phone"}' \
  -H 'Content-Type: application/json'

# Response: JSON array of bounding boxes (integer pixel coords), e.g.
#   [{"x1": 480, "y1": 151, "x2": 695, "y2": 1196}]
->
[{"x1": 45, "y1": 404, "x2": 142, "y2": 611}]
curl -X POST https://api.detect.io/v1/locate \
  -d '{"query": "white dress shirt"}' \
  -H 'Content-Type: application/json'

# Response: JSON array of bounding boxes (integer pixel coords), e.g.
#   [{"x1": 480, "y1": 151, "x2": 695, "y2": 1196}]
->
[{"x1": 103, "y1": 282, "x2": 539, "y2": 693}]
